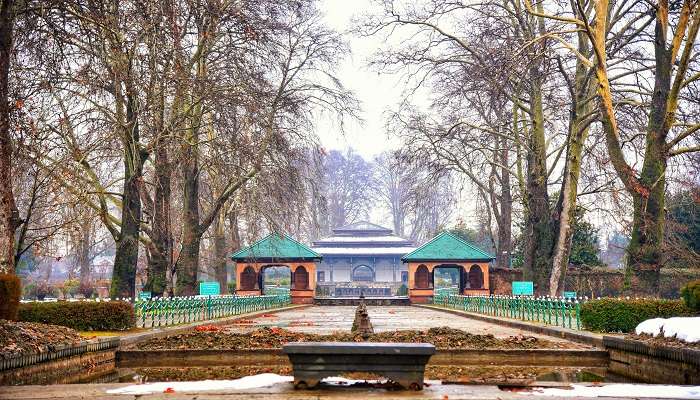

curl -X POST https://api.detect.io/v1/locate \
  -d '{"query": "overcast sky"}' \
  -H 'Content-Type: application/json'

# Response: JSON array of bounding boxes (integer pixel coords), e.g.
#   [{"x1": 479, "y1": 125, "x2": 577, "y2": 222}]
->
[{"x1": 315, "y1": 0, "x2": 404, "y2": 160}]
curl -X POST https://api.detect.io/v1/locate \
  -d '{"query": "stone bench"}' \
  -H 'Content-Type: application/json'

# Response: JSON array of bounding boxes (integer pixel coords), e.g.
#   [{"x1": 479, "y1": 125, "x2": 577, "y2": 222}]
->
[{"x1": 282, "y1": 342, "x2": 435, "y2": 390}]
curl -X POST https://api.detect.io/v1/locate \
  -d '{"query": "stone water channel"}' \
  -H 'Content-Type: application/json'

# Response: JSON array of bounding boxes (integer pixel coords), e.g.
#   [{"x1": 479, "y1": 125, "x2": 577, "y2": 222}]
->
[
  {"x1": 5, "y1": 304, "x2": 700, "y2": 400},
  {"x1": 107, "y1": 306, "x2": 625, "y2": 385}
]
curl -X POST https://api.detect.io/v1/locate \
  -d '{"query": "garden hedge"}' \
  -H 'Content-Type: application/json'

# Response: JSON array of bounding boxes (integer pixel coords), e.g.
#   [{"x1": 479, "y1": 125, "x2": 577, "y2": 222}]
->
[
  {"x1": 681, "y1": 280, "x2": 700, "y2": 311},
  {"x1": 580, "y1": 298, "x2": 693, "y2": 333},
  {"x1": 19, "y1": 300, "x2": 135, "y2": 331},
  {"x1": 0, "y1": 274, "x2": 21, "y2": 320}
]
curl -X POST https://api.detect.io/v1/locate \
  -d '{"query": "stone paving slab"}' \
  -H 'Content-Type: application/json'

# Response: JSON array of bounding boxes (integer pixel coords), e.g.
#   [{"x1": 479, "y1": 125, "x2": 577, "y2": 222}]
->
[
  {"x1": 222, "y1": 306, "x2": 580, "y2": 344},
  {"x1": 0, "y1": 381, "x2": 687, "y2": 399}
]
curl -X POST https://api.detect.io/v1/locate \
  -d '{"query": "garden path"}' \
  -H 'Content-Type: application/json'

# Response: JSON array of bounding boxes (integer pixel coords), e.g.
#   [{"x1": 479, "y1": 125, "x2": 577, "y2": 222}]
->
[{"x1": 224, "y1": 305, "x2": 578, "y2": 343}]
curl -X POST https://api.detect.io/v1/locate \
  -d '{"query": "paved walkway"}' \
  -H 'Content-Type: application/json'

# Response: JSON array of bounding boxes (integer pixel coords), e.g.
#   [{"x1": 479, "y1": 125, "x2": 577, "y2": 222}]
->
[{"x1": 223, "y1": 305, "x2": 574, "y2": 342}]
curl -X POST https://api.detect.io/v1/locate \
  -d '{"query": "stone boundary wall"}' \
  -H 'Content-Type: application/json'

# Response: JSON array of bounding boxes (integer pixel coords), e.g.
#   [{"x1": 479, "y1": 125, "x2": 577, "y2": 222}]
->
[
  {"x1": 421, "y1": 303, "x2": 700, "y2": 384},
  {"x1": 490, "y1": 267, "x2": 700, "y2": 298},
  {"x1": 116, "y1": 348, "x2": 608, "y2": 368},
  {"x1": 604, "y1": 336, "x2": 700, "y2": 384},
  {"x1": 0, "y1": 337, "x2": 119, "y2": 372},
  {"x1": 0, "y1": 341, "x2": 118, "y2": 386}
]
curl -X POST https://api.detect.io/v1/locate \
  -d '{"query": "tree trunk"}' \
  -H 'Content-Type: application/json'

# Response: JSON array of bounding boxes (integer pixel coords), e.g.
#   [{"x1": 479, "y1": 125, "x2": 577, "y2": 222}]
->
[
  {"x1": 144, "y1": 143, "x2": 171, "y2": 296},
  {"x1": 110, "y1": 95, "x2": 144, "y2": 299},
  {"x1": 44, "y1": 261, "x2": 52, "y2": 282},
  {"x1": 522, "y1": 77, "x2": 554, "y2": 294},
  {"x1": 77, "y1": 226, "x2": 91, "y2": 287},
  {"x1": 549, "y1": 35, "x2": 595, "y2": 296},
  {"x1": 228, "y1": 210, "x2": 241, "y2": 291},
  {"x1": 213, "y1": 213, "x2": 228, "y2": 294},
  {"x1": 175, "y1": 133, "x2": 200, "y2": 295},
  {"x1": 495, "y1": 136, "x2": 512, "y2": 269},
  {"x1": 0, "y1": 0, "x2": 20, "y2": 275},
  {"x1": 624, "y1": 11, "x2": 674, "y2": 295}
]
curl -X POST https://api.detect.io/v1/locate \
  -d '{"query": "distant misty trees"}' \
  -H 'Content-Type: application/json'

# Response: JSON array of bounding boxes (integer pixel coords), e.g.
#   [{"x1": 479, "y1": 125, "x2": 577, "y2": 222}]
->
[{"x1": 309, "y1": 149, "x2": 455, "y2": 243}]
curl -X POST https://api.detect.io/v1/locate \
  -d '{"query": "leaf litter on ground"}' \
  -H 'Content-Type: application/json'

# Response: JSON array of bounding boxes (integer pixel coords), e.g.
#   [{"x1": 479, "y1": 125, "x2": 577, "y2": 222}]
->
[
  {"x1": 0, "y1": 320, "x2": 83, "y2": 359},
  {"x1": 133, "y1": 326, "x2": 578, "y2": 350}
]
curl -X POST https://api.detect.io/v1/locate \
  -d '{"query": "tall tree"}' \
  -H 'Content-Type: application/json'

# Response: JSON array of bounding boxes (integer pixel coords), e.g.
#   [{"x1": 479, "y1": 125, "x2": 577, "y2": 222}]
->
[
  {"x1": 0, "y1": 0, "x2": 21, "y2": 275},
  {"x1": 586, "y1": 0, "x2": 700, "y2": 293}
]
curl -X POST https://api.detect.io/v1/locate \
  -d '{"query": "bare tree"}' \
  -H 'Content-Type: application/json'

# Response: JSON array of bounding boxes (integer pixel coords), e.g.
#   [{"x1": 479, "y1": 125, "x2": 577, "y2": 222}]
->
[
  {"x1": 0, "y1": 0, "x2": 21, "y2": 276},
  {"x1": 322, "y1": 149, "x2": 373, "y2": 228}
]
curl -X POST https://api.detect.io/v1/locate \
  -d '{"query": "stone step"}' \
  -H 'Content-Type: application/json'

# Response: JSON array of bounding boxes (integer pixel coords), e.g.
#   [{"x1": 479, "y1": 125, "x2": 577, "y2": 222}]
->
[{"x1": 313, "y1": 297, "x2": 411, "y2": 306}]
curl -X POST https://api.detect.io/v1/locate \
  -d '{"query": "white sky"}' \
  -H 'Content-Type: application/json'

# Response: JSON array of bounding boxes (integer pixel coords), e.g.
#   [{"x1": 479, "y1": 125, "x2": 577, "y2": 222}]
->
[{"x1": 316, "y1": 0, "x2": 403, "y2": 159}]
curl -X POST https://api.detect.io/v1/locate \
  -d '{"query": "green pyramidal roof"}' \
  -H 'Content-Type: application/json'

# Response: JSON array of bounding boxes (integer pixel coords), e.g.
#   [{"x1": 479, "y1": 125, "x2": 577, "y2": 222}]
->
[
  {"x1": 402, "y1": 231, "x2": 494, "y2": 262},
  {"x1": 231, "y1": 234, "x2": 322, "y2": 262}
]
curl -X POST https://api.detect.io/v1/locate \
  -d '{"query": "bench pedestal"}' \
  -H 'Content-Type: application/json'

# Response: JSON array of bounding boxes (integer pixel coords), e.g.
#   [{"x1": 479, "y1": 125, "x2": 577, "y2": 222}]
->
[{"x1": 283, "y1": 342, "x2": 435, "y2": 390}]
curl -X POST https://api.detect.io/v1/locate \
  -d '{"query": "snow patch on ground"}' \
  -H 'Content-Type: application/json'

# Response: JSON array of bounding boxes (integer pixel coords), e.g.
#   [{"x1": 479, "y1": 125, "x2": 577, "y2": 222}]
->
[
  {"x1": 530, "y1": 384, "x2": 700, "y2": 399},
  {"x1": 106, "y1": 374, "x2": 293, "y2": 395},
  {"x1": 635, "y1": 317, "x2": 700, "y2": 343},
  {"x1": 106, "y1": 374, "x2": 443, "y2": 395}
]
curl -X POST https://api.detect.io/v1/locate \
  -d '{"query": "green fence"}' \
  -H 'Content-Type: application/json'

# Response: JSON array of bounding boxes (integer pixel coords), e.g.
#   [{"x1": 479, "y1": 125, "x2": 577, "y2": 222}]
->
[
  {"x1": 434, "y1": 287, "x2": 460, "y2": 296},
  {"x1": 134, "y1": 294, "x2": 290, "y2": 328},
  {"x1": 433, "y1": 293, "x2": 585, "y2": 330},
  {"x1": 264, "y1": 286, "x2": 291, "y2": 296}
]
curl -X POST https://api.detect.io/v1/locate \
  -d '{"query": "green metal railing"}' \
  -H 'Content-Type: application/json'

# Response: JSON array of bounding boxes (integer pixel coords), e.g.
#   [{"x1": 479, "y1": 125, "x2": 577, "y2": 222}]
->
[
  {"x1": 134, "y1": 294, "x2": 290, "y2": 328},
  {"x1": 264, "y1": 286, "x2": 292, "y2": 296},
  {"x1": 434, "y1": 287, "x2": 460, "y2": 296},
  {"x1": 434, "y1": 293, "x2": 585, "y2": 330}
]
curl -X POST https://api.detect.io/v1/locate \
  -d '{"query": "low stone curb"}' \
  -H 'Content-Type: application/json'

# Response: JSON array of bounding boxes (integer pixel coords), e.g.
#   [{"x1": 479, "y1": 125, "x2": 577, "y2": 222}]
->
[
  {"x1": 119, "y1": 304, "x2": 312, "y2": 347},
  {"x1": 416, "y1": 304, "x2": 604, "y2": 348},
  {"x1": 603, "y1": 335, "x2": 700, "y2": 366},
  {"x1": 0, "y1": 336, "x2": 119, "y2": 372}
]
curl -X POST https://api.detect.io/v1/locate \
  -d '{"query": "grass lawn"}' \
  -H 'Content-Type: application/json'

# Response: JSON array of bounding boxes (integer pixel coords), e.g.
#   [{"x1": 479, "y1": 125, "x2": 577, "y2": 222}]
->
[{"x1": 79, "y1": 328, "x2": 149, "y2": 338}]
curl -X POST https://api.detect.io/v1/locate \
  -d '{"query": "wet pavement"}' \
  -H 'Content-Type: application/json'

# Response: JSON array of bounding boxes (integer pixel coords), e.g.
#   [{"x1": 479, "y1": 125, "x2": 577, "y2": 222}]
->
[
  {"x1": 223, "y1": 305, "x2": 577, "y2": 343},
  {"x1": 0, "y1": 380, "x2": 688, "y2": 399}
]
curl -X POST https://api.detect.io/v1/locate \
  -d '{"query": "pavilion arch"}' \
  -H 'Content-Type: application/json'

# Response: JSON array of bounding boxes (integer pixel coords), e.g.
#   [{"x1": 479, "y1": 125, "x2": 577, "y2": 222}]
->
[
  {"x1": 352, "y1": 265, "x2": 374, "y2": 282},
  {"x1": 433, "y1": 263, "x2": 466, "y2": 293},
  {"x1": 468, "y1": 264, "x2": 484, "y2": 289},
  {"x1": 294, "y1": 265, "x2": 309, "y2": 289},
  {"x1": 414, "y1": 265, "x2": 430, "y2": 289},
  {"x1": 240, "y1": 266, "x2": 258, "y2": 290},
  {"x1": 260, "y1": 264, "x2": 292, "y2": 294}
]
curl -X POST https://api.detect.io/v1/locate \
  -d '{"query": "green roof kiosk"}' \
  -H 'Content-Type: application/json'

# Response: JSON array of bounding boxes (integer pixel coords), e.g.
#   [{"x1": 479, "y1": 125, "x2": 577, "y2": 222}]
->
[
  {"x1": 401, "y1": 231, "x2": 494, "y2": 304},
  {"x1": 231, "y1": 234, "x2": 322, "y2": 304}
]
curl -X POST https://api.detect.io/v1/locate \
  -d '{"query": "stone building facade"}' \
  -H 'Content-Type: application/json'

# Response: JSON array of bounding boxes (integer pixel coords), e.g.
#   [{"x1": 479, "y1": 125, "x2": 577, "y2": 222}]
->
[{"x1": 311, "y1": 222, "x2": 416, "y2": 294}]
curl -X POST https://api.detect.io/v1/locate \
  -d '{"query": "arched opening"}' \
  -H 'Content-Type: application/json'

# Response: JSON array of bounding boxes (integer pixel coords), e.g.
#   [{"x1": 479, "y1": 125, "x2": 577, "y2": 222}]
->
[
  {"x1": 262, "y1": 265, "x2": 291, "y2": 295},
  {"x1": 468, "y1": 264, "x2": 484, "y2": 289},
  {"x1": 294, "y1": 266, "x2": 309, "y2": 289},
  {"x1": 433, "y1": 264, "x2": 464, "y2": 294},
  {"x1": 240, "y1": 266, "x2": 258, "y2": 290},
  {"x1": 352, "y1": 265, "x2": 374, "y2": 282},
  {"x1": 415, "y1": 265, "x2": 430, "y2": 289}
]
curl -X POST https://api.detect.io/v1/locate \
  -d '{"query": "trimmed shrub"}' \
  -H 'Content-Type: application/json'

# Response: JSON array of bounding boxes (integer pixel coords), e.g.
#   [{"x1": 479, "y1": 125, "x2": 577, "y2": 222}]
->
[
  {"x1": 397, "y1": 284, "x2": 408, "y2": 296},
  {"x1": 580, "y1": 298, "x2": 693, "y2": 333},
  {"x1": 0, "y1": 274, "x2": 22, "y2": 320},
  {"x1": 19, "y1": 300, "x2": 135, "y2": 331},
  {"x1": 681, "y1": 280, "x2": 700, "y2": 311}
]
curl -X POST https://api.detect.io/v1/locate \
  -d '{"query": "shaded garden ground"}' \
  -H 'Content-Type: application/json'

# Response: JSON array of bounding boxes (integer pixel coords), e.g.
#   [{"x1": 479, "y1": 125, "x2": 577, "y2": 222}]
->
[{"x1": 0, "y1": 320, "x2": 82, "y2": 358}]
